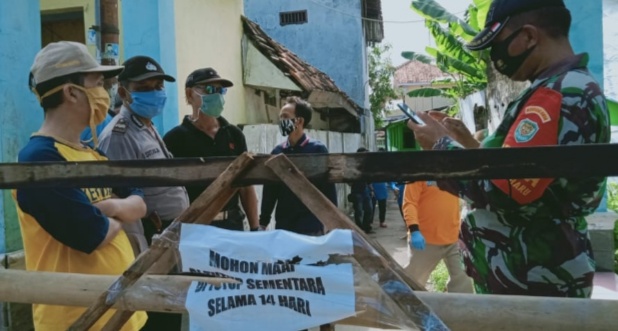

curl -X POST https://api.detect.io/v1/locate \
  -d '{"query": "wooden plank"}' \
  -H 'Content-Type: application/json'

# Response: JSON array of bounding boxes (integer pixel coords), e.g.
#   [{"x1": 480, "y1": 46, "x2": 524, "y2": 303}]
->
[
  {"x1": 2, "y1": 144, "x2": 618, "y2": 189},
  {"x1": 1, "y1": 269, "x2": 615, "y2": 331},
  {"x1": 69, "y1": 153, "x2": 254, "y2": 331},
  {"x1": 264, "y1": 154, "x2": 447, "y2": 331}
]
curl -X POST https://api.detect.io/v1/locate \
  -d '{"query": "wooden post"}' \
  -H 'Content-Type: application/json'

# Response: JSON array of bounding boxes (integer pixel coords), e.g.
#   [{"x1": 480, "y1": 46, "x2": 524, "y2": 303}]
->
[
  {"x1": 264, "y1": 154, "x2": 447, "y2": 331},
  {"x1": 5, "y1": 145, "x2": 618, "y2": 190},
  {"x1": 69, "y1": 153, "x2": 254, "y2": 330},
  {"x1": 2, "y1": 269, "x2": 616, "y2": 331}
]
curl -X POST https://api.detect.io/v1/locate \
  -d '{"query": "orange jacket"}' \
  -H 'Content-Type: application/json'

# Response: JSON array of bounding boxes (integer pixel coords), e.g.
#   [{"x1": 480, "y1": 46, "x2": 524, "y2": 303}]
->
[{"x1": 402, "y1": 181, "x2": 461, "y2": 245}]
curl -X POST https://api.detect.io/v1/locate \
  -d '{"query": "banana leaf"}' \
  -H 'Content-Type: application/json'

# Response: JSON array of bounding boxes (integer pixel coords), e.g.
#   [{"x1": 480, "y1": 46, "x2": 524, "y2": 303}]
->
[
  {"x1": 401, "y1": 51, "x2": 434, "y2": 64},
  {"x1": 466, "y1": 5, "x2": 480, "y2": 33},
  {"x1": 426, "y1": 21, "x2": 478, "y2": 64},
  {"x1": 472, "y1": 0, "x2": 492, "y2": 28},
  {"x1": 435, "y1": 52, "x2": 485, "y2": 81},
  {"x1": 411, "y1": 0, "x2": 478, "y2": 36},
  {"x1": 407, "y1": 88, "x2": 446, "y2": 98}
]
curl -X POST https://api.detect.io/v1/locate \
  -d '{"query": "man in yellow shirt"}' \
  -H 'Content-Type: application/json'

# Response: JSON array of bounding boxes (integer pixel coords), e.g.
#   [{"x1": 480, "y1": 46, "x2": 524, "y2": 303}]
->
[
  {"x1": 402, "y1": 181, "x2": 473, "y2": 293},
  {"x1": 14, "y1": 41, "x2": 147, "y2": 330}
]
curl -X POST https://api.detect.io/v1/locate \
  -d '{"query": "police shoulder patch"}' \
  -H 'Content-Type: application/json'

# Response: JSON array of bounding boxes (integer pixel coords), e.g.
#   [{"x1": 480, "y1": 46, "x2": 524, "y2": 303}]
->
[{"x1": 112, "y1": 118, "x2": 127, "y2": 133}]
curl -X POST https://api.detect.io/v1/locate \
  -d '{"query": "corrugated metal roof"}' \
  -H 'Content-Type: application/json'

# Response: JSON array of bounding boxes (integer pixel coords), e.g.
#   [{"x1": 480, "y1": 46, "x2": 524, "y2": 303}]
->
[{"x1": 363, "y1": 0, "x2": 384, "y2": 43}]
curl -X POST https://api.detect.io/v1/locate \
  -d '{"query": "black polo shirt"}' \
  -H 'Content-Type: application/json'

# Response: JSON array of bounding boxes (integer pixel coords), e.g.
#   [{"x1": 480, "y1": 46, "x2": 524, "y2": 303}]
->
[{"x1": 163, "y1": 116, "x2": 247, "y2": 210}]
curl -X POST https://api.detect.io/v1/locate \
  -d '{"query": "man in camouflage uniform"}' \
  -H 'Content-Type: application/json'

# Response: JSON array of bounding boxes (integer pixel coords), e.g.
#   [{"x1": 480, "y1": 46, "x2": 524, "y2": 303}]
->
[{"x1": 407, "y1": 0, "x2": 609, "y2": 297}]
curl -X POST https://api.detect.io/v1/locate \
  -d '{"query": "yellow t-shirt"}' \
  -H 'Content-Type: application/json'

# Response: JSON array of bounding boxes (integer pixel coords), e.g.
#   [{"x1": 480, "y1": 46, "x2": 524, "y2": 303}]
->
[{"x1": 13, "y1": 136, "x2": 146, "y2": 330}]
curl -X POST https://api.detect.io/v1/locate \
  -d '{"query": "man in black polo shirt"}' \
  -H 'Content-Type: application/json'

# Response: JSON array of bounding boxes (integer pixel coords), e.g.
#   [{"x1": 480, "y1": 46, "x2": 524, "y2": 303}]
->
[
  {"x1": 259, "y1": 97, "x2": 338, "y2": 235},
  {"x1": 163, "y1": 68, "x2": 259, "y2": 231}
]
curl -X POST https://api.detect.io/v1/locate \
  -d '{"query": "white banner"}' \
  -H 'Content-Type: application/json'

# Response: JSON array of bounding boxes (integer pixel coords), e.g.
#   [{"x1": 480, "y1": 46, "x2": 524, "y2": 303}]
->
[{"x1": 179, "y1": 225, "x2": 357, "y2": 331}]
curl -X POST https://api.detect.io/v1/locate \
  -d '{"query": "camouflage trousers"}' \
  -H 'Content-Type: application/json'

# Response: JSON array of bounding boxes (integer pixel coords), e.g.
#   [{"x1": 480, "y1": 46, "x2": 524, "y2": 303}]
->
[{"x1": 459, "y1": 209, "x2": 595, "y2": 297}]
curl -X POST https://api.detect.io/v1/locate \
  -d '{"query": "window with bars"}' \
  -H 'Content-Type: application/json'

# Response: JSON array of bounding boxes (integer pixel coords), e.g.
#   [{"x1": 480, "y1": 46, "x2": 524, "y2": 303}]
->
[{"x1": 279, "y1": 10, "x2": 308, "y2": 26}]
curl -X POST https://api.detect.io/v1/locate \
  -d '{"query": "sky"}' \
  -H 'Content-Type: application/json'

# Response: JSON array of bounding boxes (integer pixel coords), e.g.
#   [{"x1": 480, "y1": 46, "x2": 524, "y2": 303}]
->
[{"x1": 381, "y1": 0, "x2": 469, "y2": 67}]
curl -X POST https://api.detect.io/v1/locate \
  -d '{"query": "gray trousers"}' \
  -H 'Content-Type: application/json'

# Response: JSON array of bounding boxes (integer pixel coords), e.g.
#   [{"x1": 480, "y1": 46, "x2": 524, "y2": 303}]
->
[{"x1": 404, "y1": 242, "x2": 473, "y2": 293}]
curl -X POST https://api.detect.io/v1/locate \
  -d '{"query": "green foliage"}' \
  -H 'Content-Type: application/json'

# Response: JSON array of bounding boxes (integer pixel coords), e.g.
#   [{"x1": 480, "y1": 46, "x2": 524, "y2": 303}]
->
[
  {"x1": 428, "y1": 261, "x2": 448, "y2": 292},
  {"x1": 607, "y1": 182, "x2": 618, "y2": 212},
  {"x1": 614, "y1": 220, "x2": 618, "y2": 274},
  {"x1": 369, "y1": 44, "x2": 398, "y2": 128},
  {"x1": 605, "y1": 182, "x2": 618, "y2": 274},
  {"x1": 411, "y1": 0, "x2": 476, "y2": 36},
  {"x1": 403, "y1": 0, "x2": 490, "y2": 115},
  {"x1": 401, "y1": 51, "x2": 433, "y2": 64}
]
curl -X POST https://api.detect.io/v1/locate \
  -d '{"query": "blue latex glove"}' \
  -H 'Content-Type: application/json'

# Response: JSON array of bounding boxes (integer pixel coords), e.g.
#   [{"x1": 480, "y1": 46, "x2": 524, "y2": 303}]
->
[{"x1": 410, "y1": 231, "x2": 426, "y2": 251}]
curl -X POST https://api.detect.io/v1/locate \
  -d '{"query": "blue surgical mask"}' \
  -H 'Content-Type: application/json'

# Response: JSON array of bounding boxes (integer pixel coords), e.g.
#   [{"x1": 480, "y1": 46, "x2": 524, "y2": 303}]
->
[
  {"x1": 199, "y1": 94, "x2": 225, "y2": 117},
  {"x1": 129, "y1": 90, "x2": 167, "y2": 118}
]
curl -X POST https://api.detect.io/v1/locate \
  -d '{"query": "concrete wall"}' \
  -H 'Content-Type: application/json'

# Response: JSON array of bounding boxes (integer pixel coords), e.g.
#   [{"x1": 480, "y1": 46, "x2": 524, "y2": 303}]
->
[
  {"x1": 122, "y1": 0, "x2": 179, "y2": 134},
  {"x1": 173, "y1": 0, "x2": 247, "y2": 127},
  {"x1": 565, "y1": 0, "x2": 604, "y2": 88},
  {"x1": 0, "y1": 1, "x2": 42, "y2": 329},
  {"x1": 565, "y1": 0, "x2": 607, "y2": 211},
  {"x1": 244, "y1": 0, "x2": 367, "y2": 108},
  {"x1": 0, "y1": 0, "x2": 42, "y2": 255}
]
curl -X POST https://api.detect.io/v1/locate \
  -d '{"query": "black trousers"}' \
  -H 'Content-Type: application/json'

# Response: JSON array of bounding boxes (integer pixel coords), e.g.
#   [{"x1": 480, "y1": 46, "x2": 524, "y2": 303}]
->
[
  {"x1": 372, "y1": 198, "x2": 387, "y2": 223},
  {"x1": 352, "y1": 193, "x2": 373, "y2": 232}
]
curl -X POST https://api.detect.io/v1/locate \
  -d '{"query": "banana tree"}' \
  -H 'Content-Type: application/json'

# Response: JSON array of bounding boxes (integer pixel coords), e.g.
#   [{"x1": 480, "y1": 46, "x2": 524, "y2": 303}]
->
[{"x1": 402, "y1": 0, "x2": 491, "y2": 116}]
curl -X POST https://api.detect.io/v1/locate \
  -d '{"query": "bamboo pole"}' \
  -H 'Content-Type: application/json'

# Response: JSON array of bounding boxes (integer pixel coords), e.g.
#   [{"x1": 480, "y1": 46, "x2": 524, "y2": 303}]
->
[
  {"x1": 264, "y1": 154, "x2": 447, "y2": 331},
  {"x1": 1, "y1": 269, "x2": 615, "y2": 331},
  {"x1": 69, "y1": 153, "x2": 255, "y2": 330}
]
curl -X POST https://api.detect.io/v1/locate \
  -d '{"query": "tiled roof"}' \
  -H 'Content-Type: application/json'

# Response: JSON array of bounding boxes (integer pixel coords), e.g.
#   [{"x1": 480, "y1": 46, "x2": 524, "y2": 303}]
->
[
  {"x1": 241, "y1": 16, "x2": 362, "y2": 114},
  {"x1": 394, "y1": 60, "x2": 448, "y2": 86}
]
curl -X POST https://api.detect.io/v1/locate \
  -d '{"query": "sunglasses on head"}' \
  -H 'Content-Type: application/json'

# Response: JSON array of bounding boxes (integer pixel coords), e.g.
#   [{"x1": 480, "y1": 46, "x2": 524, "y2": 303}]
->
[{"x1": 193, "y1": 85, "x2": 227, "y2": 95}]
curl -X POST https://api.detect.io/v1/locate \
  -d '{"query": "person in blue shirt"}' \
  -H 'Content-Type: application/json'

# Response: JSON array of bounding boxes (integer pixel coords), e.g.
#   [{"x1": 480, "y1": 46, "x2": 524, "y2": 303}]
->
[
  {"x1": 259, "y1": 97, "x2": 337, "y2": 235},
  {"x1": 371, "y1": 149, "x2": 390, "y2": 228}
]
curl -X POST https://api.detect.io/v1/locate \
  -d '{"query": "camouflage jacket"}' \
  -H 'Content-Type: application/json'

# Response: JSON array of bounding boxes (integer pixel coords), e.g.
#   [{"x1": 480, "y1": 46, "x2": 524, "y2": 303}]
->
[{"x1": 435, "y1": 53, "x2": 610, "y2": 297}]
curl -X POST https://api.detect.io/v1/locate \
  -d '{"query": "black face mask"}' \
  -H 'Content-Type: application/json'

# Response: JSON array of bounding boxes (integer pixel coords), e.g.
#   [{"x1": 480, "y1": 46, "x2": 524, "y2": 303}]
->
[
  {"x1": 279, "y1": 118, "x2": 296, "y2": 136},
  {"x1": 490, "y1": 28, "x2": 536, "y2": 77}
]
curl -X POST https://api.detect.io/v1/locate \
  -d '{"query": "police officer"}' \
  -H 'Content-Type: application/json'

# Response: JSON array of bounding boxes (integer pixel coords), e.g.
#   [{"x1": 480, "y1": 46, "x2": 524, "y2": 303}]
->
[
  {"x1": 98, "y1": 56, "x2": 189, "y2": 330},
  {"x1": 99, "y1": 55, "x2": 189, "y2": 245}
]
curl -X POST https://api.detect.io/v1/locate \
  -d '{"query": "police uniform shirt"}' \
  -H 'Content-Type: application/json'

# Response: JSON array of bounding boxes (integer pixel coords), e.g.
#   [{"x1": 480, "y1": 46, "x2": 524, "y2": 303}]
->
[
  {"x1": 163, "y1": 115, "x2": 246, "y2": 208},
  {"x1": 99, "y1": 107, "x2": 189, "y2": 220}
]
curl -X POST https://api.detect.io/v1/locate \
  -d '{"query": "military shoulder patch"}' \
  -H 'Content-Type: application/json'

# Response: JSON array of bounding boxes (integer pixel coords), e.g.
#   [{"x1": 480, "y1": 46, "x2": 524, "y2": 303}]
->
[
  {"x1": 524, "y1": 106, "x2": 551, "y2": 123},
  {"x1": 493, "y1": 87, "x2": 562, "y2": 204},
  {"x1": 112, "y1": 118, "x2": 127, "y2": 133},
  {"x1": 514, "y1": 119, "x2": 539, "y2": 143}
]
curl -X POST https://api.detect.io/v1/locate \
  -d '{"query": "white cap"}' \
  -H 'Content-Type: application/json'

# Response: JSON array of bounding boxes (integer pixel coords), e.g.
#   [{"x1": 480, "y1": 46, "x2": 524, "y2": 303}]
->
[{"x1": 30, "y1": 41, "x2": 123, "y2": 85}]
